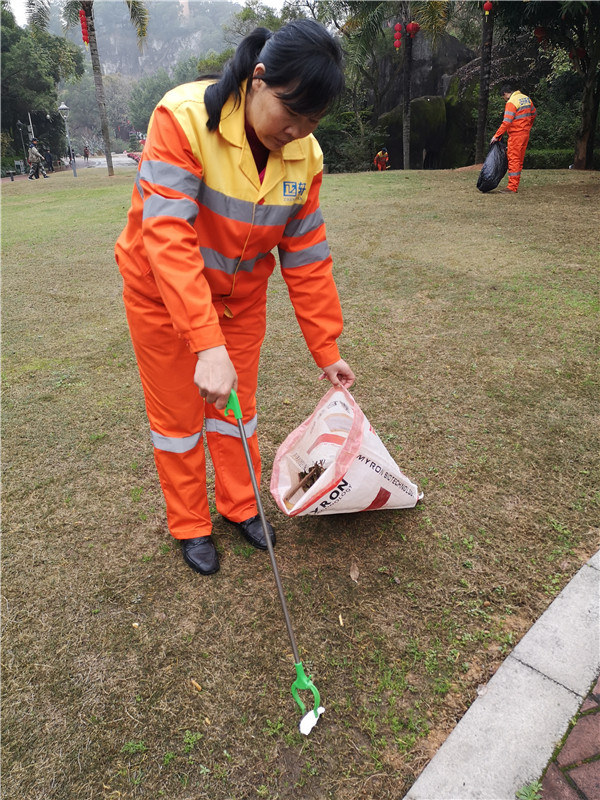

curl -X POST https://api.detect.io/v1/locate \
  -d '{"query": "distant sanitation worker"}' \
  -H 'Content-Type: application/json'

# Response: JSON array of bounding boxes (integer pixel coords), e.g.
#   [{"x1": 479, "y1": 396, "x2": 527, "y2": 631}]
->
[
  {"x1": 490, "y1": 83, "x2": 536, "y2": 194},
  {"x1": 373, "y1": 148, "x2": 389, "y2": 171}
]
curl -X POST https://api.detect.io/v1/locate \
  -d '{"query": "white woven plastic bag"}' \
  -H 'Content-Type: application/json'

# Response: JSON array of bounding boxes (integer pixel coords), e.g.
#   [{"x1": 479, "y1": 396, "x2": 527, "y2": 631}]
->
[{"x1": 270, "y1": 386, "x2": 422, "y2": 517}]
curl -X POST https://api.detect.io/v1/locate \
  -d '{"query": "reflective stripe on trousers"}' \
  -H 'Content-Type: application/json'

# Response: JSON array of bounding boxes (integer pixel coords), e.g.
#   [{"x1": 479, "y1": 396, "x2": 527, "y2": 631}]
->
[
  {"x1": 123, "y1": 287, "x2": 266, "y2": 539},
  {"x1": 507, "y1": 133, "x2": 530, "y2": 192}
]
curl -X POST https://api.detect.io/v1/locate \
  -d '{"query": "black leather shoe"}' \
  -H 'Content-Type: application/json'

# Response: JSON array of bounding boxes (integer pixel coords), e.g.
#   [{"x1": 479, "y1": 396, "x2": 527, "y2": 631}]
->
[
  {"x1": 225, "y1": 515, "x2": 276, "y2": 551},
  {"x1": 180, "y1": 536, "x2": 220, "y2": 575}
]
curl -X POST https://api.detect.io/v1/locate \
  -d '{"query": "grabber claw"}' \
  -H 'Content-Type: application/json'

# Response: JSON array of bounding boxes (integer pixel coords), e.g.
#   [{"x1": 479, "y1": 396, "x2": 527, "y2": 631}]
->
[{"x1": 292, "y1": 662, "x2": 325, "y2": 735}]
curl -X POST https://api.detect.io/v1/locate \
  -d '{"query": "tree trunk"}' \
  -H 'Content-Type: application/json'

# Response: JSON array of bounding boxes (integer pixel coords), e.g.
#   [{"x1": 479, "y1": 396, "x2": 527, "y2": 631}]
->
[
  {"x1": 573, "y1": 68, "x2": 599, "y2": 170},
  {"x1": 475, "y1": 9, "x2": 494, "y2": 164},
  {"x1": 85, "y1": 2, "x2": 114, "y2": 177},
  {"x1": 402, "y1": 34, "x2": 413, "y2": 170},
  {"x1": 585, "y1": 81, "x2": 599, "y2": 168}
]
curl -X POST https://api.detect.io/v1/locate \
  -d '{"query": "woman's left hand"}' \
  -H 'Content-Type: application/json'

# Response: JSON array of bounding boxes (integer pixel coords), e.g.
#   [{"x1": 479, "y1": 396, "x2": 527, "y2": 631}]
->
[{"x1": 319, "y1": 359, "x2": 355, "y2": 389}]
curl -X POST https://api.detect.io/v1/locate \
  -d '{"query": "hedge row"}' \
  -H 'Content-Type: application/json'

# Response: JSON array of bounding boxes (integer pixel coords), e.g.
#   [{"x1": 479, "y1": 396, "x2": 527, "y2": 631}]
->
[{"x1": 524, "y1": 148, "x2": 600, "y2": 170}]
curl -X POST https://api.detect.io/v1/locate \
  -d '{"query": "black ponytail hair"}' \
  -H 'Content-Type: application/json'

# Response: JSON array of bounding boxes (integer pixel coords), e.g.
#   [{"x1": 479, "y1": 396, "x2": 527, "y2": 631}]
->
[{"x1": 204, "y1": 19, "x2": 344, "y2": 131}]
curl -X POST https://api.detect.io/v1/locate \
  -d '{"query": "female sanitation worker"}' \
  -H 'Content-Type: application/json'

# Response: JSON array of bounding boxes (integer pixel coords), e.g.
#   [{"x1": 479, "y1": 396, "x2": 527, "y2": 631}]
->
[{"x1": 115, "y1": 20, "x2": 355, "y2": 575}]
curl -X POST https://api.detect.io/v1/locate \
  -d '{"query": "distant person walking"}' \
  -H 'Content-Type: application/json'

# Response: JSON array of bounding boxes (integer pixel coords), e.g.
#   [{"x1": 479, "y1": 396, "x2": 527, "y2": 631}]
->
[
  {"x1": 490, "y1": 84, "x2": 536, "y2": 194},
  {"x1": 373, "y1": 148, "x2": 389, "y2": 171},
  {"x1": 44, "y1": 148, "x2": 54, "y2": 172},
  {"x1": 27, "y1": 139, "x2": 49, "y2": 180},
  {"x1": 83, "y1": 145, "x2": 90, "y2": 163}
]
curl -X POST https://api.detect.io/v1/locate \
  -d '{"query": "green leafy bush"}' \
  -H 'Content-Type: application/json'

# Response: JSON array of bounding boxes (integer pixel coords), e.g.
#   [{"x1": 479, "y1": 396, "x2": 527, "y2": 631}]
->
[
  {"x1": 525, "y1": 149, "x2": 600, "y2": 170},
  {"x1": 315, "y1": 110, "x2": 383, "y2": 173}
]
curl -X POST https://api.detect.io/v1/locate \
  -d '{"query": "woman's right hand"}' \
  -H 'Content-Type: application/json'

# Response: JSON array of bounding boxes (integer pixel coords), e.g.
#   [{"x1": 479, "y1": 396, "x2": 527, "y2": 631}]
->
[{"x1": 194, "y1": 345, "x2": 238, "y2": 409}]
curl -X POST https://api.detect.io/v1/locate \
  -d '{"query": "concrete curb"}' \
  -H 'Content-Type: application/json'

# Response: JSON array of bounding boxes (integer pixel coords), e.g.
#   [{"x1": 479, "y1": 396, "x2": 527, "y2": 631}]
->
[{"x1": 403, "y1": 550, "x2": 600, "y2": 800}]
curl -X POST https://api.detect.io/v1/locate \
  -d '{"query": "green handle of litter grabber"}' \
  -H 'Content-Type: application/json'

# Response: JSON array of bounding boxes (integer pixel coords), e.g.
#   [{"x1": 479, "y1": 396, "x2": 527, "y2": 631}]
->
[
  {"x1": 291, "y1": 663, "x2": 321, "y2": 717},
  {"x1": 224, "y1": 389, "x2": 242, "y2": 421}
]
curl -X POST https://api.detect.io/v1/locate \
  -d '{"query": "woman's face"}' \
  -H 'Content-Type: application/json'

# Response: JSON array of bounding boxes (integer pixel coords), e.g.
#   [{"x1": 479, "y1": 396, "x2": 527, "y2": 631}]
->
[{"x1": 245, "y1": 64, "x2": 323, "y2": 151}]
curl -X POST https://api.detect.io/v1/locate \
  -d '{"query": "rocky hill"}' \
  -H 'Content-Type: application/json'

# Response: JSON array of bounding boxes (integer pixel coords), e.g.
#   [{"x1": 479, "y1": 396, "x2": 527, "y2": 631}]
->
[{"x1": 48, "y1": 0, "x2": 242, "y2": 77}]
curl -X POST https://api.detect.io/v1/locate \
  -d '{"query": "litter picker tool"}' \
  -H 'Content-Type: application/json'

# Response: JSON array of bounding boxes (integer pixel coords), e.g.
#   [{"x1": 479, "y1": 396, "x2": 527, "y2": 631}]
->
[{"x1": 225, "y1": 389, "x2": 324, "y2": 735}]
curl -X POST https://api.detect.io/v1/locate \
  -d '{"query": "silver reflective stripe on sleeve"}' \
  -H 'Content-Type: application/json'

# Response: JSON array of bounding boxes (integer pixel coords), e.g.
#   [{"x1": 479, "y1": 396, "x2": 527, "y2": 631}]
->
[
  {"x1": 283, "y1": 208, "x2": 325, "y2": 238},
  {"x1": 205, "y1": 415, "x2": 257, "y2": 438},
  {"x1": 139, "y1": 160, "x2": 202, "y2": 199},
  {"x1": 143, "y1": 195, "x2": 199, "y2": 224},
  {"x1": 278, "y1": 240, "x2": 331, "y2": 269},
  {"x1": 151, "y1": 430, "x2": 202, "y2": 453}
]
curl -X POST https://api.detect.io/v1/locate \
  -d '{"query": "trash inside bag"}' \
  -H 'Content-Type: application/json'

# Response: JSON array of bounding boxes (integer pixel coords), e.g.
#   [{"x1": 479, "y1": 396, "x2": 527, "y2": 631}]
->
[
  {"x1": 477, "y1": 141, "x2": 508, "y2": 193},
  {"x1": 270, "y1": 386, "x2": 422, "y2": 517}
]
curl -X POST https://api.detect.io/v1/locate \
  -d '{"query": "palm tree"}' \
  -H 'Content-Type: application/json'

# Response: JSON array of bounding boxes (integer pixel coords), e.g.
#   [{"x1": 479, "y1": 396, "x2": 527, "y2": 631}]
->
[
  {"x1": 26, "y1": 0, "x2": 148, "y2": 177},
  {"x1": 333, "y1": 0, "x2": 450, "y2": 168},
  {"x1": 401, "y1": 2, "x2": 449, "y2": 168}
]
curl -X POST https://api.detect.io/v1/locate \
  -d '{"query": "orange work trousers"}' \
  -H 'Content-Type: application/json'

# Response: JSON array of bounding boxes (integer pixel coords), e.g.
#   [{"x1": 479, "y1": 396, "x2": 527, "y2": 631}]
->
[
  {"x1": 123, "y1": 287, "x2": 265, "y2": 540},
  {"x1": 507, "y1": 132, "x2": 530, "y2": 192}
]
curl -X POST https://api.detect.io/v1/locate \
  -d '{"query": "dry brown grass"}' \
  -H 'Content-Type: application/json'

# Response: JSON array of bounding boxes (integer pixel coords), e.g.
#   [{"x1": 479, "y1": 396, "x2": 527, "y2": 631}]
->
[{"x1": 2, "y1": 166, "x2": 599, "y2": 799}]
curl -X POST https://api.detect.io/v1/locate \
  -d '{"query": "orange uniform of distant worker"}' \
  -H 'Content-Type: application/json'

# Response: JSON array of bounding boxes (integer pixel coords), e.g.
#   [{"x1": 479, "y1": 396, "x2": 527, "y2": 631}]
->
[
  {"x1": 492, "y1": 87, "x2": 536, "y2": 193},
  {"x1": 374, "y1": 148, "x2": 389, "y2": 171}
]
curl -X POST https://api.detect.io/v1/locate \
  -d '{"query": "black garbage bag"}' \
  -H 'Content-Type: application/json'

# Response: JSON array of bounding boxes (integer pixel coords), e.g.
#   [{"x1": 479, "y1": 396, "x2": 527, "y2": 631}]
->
[{"x1": 477, "y1": 141, "x2": 508, "y2": 193}]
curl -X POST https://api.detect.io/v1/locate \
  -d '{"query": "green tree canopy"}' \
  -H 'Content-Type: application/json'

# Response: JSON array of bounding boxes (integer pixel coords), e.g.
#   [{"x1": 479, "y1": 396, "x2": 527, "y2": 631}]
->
[
  {"x1": 128, "y1": 68, "x2": 173, "y2": 131},
  {"x1": 494, "y1": 0, "x2": 600, "y2": 169},
  {"x1": 1, "y1": 1, "x2": 84, "y2": 157}
]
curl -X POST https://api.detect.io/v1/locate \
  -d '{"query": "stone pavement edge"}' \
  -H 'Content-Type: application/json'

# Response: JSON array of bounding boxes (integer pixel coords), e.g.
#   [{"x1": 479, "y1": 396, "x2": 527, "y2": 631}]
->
[{"x1": 403, "y1": 549, "x2": 599, "y2": 800}]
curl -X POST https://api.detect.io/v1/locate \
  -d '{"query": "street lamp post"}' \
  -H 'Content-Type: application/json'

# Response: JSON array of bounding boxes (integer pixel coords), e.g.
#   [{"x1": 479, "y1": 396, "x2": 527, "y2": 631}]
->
[
  {"x1": 58, "y1": 102, "x2": 77, "y2": 178},
  {"x1": 16, "y1": 120, "x2": 28, "y2": 165}
]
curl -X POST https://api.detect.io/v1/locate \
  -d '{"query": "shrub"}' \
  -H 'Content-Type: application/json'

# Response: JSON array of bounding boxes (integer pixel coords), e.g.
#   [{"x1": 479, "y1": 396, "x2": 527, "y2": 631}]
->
[
  {"x1": 315, "y1": 111, "x2": 382, "y2": 174},
  {"x1": 524, "y1": 148, "x2": 600, "y2": 170},
  {"x1": 112, "y1": 138, "x2": 130, "y2": 154}
]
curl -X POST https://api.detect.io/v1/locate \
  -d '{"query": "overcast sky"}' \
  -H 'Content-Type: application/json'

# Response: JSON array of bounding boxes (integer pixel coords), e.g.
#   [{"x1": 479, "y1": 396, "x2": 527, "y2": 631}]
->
[
  {"x1": 8, "y1": 0, "x2": 26, "y2": 26},
  {"x1": 8, "y1": 0, "x2": 287, "y2": 28}
]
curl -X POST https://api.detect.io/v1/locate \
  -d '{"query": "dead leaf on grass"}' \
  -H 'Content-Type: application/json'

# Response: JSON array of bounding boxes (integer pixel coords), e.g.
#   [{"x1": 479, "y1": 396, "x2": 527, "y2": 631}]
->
[{"x1": 350, "y1": 562, "x2": 359, "y2": 583}]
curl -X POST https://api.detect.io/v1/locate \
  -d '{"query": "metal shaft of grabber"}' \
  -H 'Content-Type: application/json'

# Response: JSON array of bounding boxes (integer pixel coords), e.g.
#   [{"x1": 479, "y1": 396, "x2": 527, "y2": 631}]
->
[{"x1": 235, "y1": 417, "x2": 301, "y2": 665}]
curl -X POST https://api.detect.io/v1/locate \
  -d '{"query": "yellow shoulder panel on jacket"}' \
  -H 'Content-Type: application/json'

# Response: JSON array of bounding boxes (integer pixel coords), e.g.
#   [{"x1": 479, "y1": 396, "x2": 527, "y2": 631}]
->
[{"x1": 150, "y1": 80, "x2": 323, "y2": 207}]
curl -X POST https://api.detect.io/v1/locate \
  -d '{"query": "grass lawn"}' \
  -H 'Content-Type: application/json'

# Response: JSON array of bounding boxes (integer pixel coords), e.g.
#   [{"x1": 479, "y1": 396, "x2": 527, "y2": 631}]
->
[{"x1": 2, "y1": 165, "x2": 599, "y2": 799}]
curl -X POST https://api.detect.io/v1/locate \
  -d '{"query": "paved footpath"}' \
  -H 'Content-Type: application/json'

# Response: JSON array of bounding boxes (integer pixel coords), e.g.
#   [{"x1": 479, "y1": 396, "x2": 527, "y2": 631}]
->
[
  {"x1": 542, "y1": 674, "x2": 600, "y2": 800},
  {"x1": 404, "y1": 550, "x2": 599, "y2": 800}
]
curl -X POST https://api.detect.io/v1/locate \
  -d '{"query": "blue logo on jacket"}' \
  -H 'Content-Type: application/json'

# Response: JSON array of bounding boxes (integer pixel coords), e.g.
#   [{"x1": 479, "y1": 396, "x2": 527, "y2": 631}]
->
[{"x1": 283, "y1": 181, "x2": 307, "y2": 199}]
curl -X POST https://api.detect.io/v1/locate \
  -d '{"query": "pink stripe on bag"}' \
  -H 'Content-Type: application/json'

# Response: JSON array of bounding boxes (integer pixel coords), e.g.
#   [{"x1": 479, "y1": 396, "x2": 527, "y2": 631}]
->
[{"x1": 307, "y1": 433, "x2": 346, "y2": 454}]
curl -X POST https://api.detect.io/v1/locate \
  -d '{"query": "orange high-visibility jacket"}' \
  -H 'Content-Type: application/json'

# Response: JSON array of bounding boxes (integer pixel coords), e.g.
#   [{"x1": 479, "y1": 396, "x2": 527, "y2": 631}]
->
[
  {"x1": 115, "y1": 80, "x2": 343, "y2": 369},
  {"x1": 494, "y1": 91, "x2": 537, "y2": 139}
]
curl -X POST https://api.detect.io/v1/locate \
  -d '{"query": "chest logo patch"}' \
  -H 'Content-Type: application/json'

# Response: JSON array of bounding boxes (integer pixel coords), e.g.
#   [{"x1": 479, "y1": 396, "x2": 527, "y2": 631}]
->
[{"x1": 283, "y1": 181, "x2": 307, "y2": 200}]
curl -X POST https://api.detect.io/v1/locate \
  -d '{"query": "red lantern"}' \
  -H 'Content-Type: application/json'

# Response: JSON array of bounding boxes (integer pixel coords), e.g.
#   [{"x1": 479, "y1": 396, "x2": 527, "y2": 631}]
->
[
  {"x1": 79, "y1": 8, "x2": 89, "y2": 45},
  {"x1": 533, "y1": 26, "x2": 547, "y2": 42},
  {"x1": 393, "y1": 40, "x2": 401, "y2": 49},
  {"x1": 406, "y1": 21, "x2": 420, "y2": 38},
  {"x1": 394, "y1": 22, "x2": 402, "y2": 32},
  {"x1": 483, "y1": 1, "x2": 493, "y2": 15}
]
